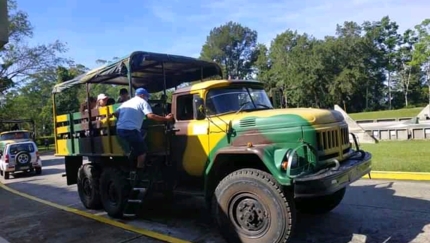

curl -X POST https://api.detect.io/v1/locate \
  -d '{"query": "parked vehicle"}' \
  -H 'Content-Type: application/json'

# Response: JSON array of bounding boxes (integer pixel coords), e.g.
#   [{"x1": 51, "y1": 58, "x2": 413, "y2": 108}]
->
[
  {"x1": 52, "y1": 51, "x2": 372, "y2": 243},
  {"x1": 0, "y1": 141, "x2": 42, "y2": 179}
]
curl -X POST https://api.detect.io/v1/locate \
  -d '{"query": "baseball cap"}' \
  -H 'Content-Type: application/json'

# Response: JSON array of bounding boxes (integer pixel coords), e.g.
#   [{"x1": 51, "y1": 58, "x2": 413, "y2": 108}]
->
[
  {"x1": 135, "y1": 88, "x2": 149, "y2": 97},
  {"x1": 97, "y1": 94, "x2": 108, "y2": 100}
]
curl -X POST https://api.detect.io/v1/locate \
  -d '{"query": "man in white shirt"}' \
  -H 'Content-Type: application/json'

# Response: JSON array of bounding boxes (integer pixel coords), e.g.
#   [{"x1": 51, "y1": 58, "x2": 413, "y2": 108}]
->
[{"x1": 113, "y1": 87, "x2": 173, "y2": 175}]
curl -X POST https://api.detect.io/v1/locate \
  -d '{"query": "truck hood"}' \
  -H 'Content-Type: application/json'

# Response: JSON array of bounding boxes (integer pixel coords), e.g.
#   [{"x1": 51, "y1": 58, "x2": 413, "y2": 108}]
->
[{"x1": 229, "y1": 108, "x2": 345, "y2": 129}]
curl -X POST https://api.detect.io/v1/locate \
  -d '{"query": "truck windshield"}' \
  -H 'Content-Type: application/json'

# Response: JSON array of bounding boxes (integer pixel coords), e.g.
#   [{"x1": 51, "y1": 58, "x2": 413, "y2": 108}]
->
[
  {"x1": 206, "y1": 86, "x2": 273, "y2": 115},
  {"x1": 0, "y1": 132, "x2": 31, "y2": 140}
]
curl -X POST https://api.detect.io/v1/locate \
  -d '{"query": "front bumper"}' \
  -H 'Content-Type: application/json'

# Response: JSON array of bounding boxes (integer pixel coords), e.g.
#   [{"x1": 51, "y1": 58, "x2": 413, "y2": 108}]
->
[{"x1": 293, "y1": 150, "x2": 372, "y2": 198}]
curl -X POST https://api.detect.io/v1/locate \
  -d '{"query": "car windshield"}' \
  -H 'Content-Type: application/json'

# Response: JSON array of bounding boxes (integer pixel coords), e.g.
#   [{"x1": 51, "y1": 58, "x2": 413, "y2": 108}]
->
[
  {"x1": 0, "y1": 132, "x2": 30, "y2": 140},
  {"x1": 9, "y1": 143, "x2": 35, "y2": 154},
  {"x1": 205, "y1": 86, "x2": 273, "y2": 115}
]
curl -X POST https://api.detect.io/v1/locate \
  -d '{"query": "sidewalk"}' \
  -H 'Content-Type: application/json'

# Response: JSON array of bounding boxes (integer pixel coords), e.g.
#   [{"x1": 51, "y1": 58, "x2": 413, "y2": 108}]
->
[{"x1": 0, "y1": 187, "x2": 163, "y2": 243}]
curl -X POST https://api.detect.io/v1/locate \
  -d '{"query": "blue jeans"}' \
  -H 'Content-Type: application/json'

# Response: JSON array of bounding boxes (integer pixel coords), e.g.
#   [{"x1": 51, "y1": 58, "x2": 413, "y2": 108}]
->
[{"x1": 117, "y1": 129, "x2": 148, "y2": 156}]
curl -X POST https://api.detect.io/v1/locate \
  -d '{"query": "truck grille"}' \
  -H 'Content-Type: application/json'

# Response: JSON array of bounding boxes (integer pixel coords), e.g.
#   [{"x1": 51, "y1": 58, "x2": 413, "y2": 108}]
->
[{"x1": 316, "y1": 126, "x2": 351, "y2": 161}]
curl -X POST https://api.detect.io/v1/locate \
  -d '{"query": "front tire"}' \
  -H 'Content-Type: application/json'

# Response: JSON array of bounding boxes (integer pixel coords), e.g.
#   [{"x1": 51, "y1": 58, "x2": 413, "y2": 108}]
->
[
  {"x1": 77, "y1": 163, "x2": 102, "y2": 209},
  {"x1": 212, "y1": 169, "x2": 296, "y2": 243},
  {"x1": 99, "y1": 167, "x2": 131, "y2": 218},
  {"x1": 295, "y1": 187, "x2": 346, "y2": 215}
]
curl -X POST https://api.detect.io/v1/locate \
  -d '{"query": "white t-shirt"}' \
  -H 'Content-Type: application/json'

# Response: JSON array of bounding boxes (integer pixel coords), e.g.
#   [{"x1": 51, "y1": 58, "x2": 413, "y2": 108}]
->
[{"x1": 116, "y1": 96, "x2": 153, "y2": 130}]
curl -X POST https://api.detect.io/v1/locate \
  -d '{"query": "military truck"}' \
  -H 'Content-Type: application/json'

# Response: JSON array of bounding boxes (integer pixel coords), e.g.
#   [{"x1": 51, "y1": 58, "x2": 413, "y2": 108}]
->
[{"x1": 52, "y1": 51, "x2": 372, "y2": 243}]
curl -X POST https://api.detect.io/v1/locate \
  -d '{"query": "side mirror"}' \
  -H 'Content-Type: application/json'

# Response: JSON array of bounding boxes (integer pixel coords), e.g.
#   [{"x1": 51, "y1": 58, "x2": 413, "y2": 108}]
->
[{"x1": 193, "y1": 95, "x2": 206, "y2": 120}]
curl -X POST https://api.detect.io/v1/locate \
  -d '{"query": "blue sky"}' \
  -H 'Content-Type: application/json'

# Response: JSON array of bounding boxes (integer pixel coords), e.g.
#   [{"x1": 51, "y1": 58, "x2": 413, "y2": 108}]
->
[{"x1": 17, "y1": 0, "x2": 430, "y2": 69}]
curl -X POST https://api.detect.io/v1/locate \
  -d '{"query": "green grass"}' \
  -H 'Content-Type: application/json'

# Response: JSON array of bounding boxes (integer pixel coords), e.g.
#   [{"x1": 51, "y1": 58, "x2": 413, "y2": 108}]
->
[
  {"x1": 348, "y1": 107, "x2": 425, "y2": 120},
  {"x1": 38, "y1": 145, "x2": 54, "y2": 154},
  {"x1": 360, "y1": 140, "x2": 430, "y2": 172}
]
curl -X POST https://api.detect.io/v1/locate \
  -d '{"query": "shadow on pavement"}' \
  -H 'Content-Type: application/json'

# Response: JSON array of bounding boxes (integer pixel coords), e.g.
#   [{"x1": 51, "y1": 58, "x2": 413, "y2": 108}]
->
[
  {"x1": 130, "y1": 181, "x2": 430, "y2": 243},
  {"x1": 291, "y1": 182, "x2": 430, "y2": 243},
  {"x1": 4, "y1": 159, "x2": 430, "y2": 243},
  {"x1": 41, "y1": 157, "x2": 66, "y2": 166},
  {"x1": 0, "y1": 187, "x2": 151, "y2": 243},
  {"x1": 8, "y1": 168, "x2": 64, "y2": 179}
]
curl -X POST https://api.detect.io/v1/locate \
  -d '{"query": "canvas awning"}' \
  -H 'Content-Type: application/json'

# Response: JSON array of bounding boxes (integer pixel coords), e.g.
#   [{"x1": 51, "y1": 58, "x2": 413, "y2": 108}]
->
[{"x1": 52, "y1": 51, "x2": 223, "y2": 94}]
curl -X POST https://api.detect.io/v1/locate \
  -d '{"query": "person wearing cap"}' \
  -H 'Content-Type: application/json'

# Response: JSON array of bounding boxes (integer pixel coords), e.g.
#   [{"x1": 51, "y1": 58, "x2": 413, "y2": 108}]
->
[
  {"x1": 97, "y1": 93, "x2": 109, "y2": 108},
  {"x1": 112, "y1": 87, "x2": 173, "y2": 179}
]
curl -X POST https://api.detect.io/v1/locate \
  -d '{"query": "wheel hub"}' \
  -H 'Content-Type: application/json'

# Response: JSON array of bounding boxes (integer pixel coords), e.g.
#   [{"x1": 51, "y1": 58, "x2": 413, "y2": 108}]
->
[
  {"x1": 17, "y1": 154, "x2": 29, "y2": 164},
  {"x1": 107, "y1": 182, "x2": 118, "y2": 206},
  {"x1": 83, "y1": 178, "x2": 91, "y2": 196},
  {"x1": 229, "y1": 193, "x2": 269, "y2": 236}
]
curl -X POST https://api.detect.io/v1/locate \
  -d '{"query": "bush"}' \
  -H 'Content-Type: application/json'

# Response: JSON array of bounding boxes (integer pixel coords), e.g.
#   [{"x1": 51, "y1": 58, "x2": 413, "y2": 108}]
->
[{"x1": 36, "y1": 136, "x2": 55, "y2": 146}]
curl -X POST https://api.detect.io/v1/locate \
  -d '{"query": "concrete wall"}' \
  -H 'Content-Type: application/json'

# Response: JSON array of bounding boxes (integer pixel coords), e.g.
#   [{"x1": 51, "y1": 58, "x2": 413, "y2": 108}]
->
[
  {"x1": 334, "y1": 105, "x2": 378, "y2": 144},
  {"x1": 0, "y1": 0, "x2": 8, "y2": 48}
]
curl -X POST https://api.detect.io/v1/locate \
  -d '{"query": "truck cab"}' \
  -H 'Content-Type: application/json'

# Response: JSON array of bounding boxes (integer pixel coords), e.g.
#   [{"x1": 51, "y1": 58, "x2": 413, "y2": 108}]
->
[{"x1": 170, "y1": 78, "x2": 370, "y2": 195}]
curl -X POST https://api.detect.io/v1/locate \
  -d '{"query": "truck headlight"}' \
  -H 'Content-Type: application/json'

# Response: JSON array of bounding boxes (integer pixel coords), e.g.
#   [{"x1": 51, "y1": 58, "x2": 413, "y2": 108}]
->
[{"x1": 281, "y1": 149, "x2": 299, "y2": 170}]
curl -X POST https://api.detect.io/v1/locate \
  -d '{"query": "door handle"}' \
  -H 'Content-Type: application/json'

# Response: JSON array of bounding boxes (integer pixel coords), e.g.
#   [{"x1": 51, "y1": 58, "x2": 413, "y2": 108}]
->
[{"x1": 165, "y1": 128, "x2": 180, "y2": 134}]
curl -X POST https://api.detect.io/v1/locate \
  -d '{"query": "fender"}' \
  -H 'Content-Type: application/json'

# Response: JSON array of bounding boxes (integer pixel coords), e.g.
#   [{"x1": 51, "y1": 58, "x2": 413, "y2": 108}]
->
[{"x1": 204, "y1": 144, "x2": 298, "y2": 199}]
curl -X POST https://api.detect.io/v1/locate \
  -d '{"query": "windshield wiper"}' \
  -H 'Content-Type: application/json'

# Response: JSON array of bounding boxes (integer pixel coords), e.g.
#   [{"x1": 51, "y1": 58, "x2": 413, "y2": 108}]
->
[
  {"x1": 235, "y1": 102, "x2": 272, "y2": 115},
  {"x1": 235, "y1": 101, "x2": 252, "y2": 115},
  {"x1": 254, "y1": 103, "x2": 272, "y2": 109}
]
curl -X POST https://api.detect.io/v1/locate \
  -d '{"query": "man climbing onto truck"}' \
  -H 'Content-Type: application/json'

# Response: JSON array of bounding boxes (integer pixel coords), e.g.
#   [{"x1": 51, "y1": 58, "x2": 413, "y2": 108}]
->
[{"x1": 112, "y1": 88, "x2": 173, "y2": 179}]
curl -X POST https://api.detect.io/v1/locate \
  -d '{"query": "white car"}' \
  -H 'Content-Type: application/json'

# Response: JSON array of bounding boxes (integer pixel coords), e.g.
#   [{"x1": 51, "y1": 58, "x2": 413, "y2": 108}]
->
[{"x1": 0, "y1": 141, "x2": 42, "y2": 179}]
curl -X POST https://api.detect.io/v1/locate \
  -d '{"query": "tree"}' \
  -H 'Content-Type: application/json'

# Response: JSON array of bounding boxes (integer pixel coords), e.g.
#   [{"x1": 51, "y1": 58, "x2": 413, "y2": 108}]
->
[
  {"x1": 378, "y1": 16, "x2": 401, "y2": 110},
  {"x1": 411, "y1": 19, "x2": 430, "y2": 108},
  {"x1": 267, "y1": 30, "x2": 326, "y2": 108},
  {"x1": 394, "y1": 29, "x2": 418, "y2": 107},
  {"x1": 361, "y1": 20, "x2": 387, "y2": 111},
  {"x1": 0, "y1": 0, "x2": 69, "y2": 93},
  {"x1": 55, "y1": 65, "x2": 89, "y2": 114},
  {"x1": 254, "y1": 43, "x2": 273, "y2": 88},
  {"x1": 200, "y1": 21, "x2": 258, "y2": 79}
]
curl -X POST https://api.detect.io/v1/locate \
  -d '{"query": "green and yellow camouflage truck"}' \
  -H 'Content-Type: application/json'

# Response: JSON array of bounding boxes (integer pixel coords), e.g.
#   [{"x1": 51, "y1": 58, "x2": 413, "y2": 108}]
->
[{"x1": 52, "y1": 51, "x2": 372, "y2": 243}]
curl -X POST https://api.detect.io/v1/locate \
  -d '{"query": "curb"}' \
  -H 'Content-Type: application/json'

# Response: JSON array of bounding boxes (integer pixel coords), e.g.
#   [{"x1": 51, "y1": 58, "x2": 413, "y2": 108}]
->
[
  {"x1": 0, "y1": 183, "x2": 191, "y2": 243},
  {"x1": 361, "y1": 171, "x2": 430, "y2": 181}
]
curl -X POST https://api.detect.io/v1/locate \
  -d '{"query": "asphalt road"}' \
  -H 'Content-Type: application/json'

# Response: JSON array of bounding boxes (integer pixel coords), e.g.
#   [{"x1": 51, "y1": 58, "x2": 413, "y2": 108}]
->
[
  {"x1": 1, "y1": 153, "x2": 430, "y2": 243},
  {"x1": 0, "y1": 187, "x2": 164, "y2": 243}
]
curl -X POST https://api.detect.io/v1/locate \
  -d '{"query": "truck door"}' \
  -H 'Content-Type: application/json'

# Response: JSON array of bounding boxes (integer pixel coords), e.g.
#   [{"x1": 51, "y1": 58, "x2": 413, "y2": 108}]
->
[{"x1": 171, "y1": 93, "x2": 209, "y2": 178}]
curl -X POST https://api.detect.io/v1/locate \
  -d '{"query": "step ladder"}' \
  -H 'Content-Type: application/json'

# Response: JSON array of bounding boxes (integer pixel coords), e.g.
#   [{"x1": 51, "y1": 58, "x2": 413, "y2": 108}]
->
[{"x1": 122, "y1": 169, "x2": 150, "y2": 216}]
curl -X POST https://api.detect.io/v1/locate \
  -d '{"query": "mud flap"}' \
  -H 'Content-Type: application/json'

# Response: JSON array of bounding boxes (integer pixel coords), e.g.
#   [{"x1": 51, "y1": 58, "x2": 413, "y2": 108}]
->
[{"x1": 65, "y1": 156, "x2": 83, "y2": 185}]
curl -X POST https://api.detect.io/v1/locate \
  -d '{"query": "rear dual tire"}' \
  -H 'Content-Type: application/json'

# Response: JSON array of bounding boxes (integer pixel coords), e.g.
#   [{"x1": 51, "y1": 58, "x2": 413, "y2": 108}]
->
[
  {"x1": 77, "y1": 163, "x2": 102, "y2": 209},
  {"x1": 99, "y1": 167, "x2": 132, "y2": 218},
  {"x1": 77, "y1": 164, "x2": 133, "y2": 218}
]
